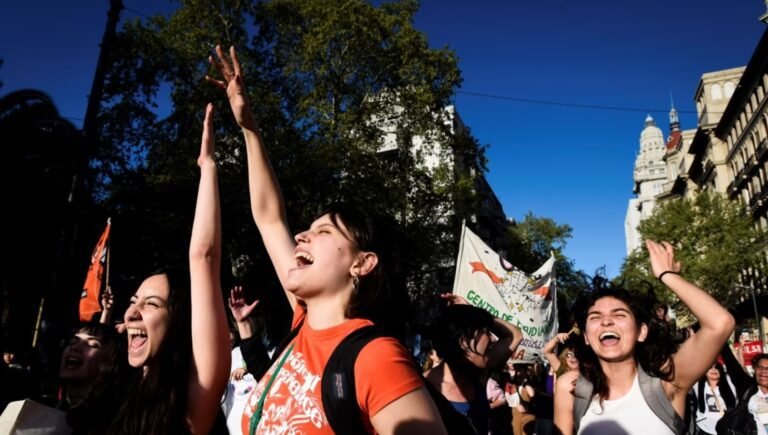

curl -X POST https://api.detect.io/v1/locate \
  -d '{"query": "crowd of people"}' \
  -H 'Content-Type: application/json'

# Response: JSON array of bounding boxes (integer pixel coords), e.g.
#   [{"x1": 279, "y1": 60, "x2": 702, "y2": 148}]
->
[{"x1": 1, "y1": 45, "x2": 767, "y2": 435}]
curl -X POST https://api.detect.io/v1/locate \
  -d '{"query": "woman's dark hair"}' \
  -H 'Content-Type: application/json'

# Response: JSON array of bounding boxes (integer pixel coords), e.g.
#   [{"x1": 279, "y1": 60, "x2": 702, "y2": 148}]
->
[
  {"x1": 696, "y1": 362, "x2": 735, "y2": 413},
  {"x1": 572, "y1": 279, "x2": 683, "y2": 403},
  {"x1": 428, "y1": 304, "x2": 494, "y2": 376},
  {"x1": 69, "y1": 267, "x2": 193, "y2": 435},
  {"x1": 320, "y1": 205, "x2": 409, "y2": 330},
  {"x1": 65, "y1": 322, "x2": 121, "y2": 380}
]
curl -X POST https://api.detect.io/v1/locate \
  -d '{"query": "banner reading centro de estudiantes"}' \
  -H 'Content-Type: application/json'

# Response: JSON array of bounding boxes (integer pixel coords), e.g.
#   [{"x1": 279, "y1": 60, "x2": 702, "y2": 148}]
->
[{"x1": 452, "y1": 223, "x2": 557, "y2": 363}]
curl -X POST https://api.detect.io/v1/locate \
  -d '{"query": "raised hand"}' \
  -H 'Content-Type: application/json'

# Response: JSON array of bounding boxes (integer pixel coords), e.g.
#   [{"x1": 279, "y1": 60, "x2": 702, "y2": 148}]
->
[
  {"x1": 645, "y1": 239, "x2": 681, "y2": 280},
  {"x1": 101, "y1": 285, "x2": 114, "y2": 311},
  {"x1": 230, "y1": 367, "x2": 248, "y2": 381},
  {"x1": 554, "y1": 332, "x2": 571, "y2": 344},
  {"x1": 205, "y1": 45, "x2": 254, "y2": 129},
  {"x1": 228, "y1": 285, "x2": 259, "y2": 323},
  {"x1": 439, "y1": 292, "x2": 469, "y2": 306},
  {"x1": 99, "y1": 285, "x2": 115, "y2": 324}
]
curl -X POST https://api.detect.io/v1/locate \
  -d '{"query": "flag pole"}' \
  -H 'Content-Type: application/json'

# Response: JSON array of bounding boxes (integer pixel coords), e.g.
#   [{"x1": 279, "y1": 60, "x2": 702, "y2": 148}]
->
[
  {"x1": 451, "y1": 219, "x2": 467, "y2": 294},
  {"x1": 31, "y1": 297, "x2": 45, "y2": 348},
  {"x1": 105, "y1": 217, "x2": 111, "y2": 290}
]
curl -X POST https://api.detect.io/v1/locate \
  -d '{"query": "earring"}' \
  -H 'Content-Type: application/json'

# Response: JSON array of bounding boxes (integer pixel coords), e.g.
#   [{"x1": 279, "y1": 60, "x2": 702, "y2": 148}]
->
[{"x1": 352, "y1": 275, "x2": 360, "y2": 294}]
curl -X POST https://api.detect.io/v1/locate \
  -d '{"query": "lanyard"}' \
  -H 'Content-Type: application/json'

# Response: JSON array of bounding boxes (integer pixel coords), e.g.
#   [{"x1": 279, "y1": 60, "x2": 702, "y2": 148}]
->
[{"x1": 249, "y1": 342, "x2": 295, "y2": 435}]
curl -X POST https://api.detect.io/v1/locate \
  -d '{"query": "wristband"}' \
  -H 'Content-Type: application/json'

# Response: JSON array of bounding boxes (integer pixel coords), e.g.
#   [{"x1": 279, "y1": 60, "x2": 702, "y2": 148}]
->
[{"x1": 657, "y1": 270, "x2": 680, "y2": 284}]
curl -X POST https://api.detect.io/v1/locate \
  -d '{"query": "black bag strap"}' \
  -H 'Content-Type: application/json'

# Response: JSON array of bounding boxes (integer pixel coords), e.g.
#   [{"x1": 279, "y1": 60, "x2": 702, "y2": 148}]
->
[{"x1": 321, "y1": 325, "x2": 388, "y2": 435}]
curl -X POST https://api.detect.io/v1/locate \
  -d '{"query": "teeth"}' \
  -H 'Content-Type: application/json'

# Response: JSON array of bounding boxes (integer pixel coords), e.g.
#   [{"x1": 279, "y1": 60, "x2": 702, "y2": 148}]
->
[
  {"x1": 295, "y1": 251, "x2": 314, "y2": 265},
  {"x1": 127, "y1": 328, "x2": 147, "y2": 337},
  {"x1": 600, "y1": 332, "x2": 619, "y2": 340}
]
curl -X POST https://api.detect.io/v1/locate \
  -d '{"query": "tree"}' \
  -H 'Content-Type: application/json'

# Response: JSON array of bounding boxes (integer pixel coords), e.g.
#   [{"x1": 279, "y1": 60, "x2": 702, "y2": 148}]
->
[
  {"x1": 88, "y1": 0, "x2": 481, "y2": 341},
  {"x1": 618, "y1": 192, "x2": 768, "y2": 315},
  {"x1": 506, "y1": 212, "x2": 588, "y2": 328}
]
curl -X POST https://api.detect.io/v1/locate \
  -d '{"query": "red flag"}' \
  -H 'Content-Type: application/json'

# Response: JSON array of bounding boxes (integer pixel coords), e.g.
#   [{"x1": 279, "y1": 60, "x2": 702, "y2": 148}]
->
[{"x1": 79, "y1": 220, "x2": 110, "y2": 322}]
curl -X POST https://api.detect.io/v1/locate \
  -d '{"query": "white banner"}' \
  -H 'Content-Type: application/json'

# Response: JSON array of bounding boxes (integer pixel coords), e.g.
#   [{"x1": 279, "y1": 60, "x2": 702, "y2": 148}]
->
[{"x1": 452, "y1": 224, "x2": 557, "y2": 362}]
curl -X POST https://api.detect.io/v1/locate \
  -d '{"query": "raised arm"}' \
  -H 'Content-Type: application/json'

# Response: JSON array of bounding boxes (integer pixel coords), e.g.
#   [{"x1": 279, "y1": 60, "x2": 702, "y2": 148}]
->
[
  {"x1": 99, "y1": 286, "x2": 114, "y2": 325},
  {"x1": 440, "y1": 293, "x2": 524, "y2": 368},
  {"x1": 646, "y1": 240, "x2": 735, "y2": 395},
  {"x1": 206, "y1": 45, "x2": 297, "y2": 312},
  {"x1": 553, "y1": 369, "x2": 578, "y2": 435},
  {"x1": 187, "y1": 104, "x2": 232, "y2": 433},
  {"x1": 543, "y1": 332, "x2": 570, "y2": 373}
]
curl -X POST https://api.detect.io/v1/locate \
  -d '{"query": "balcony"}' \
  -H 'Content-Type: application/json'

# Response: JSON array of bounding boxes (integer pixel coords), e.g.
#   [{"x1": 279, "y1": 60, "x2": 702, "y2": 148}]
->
[
  {"x1": 727, "y1": 180, "x2": 739, "y2": 198},
  {"x1": 758, "y1": 138, "x2": 768, "y2": 161}
]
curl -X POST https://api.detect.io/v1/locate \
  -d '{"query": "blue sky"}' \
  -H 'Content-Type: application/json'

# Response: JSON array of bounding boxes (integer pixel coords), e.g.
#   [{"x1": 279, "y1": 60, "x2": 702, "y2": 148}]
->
[{"x1": 2, "y1": 1, "x2": 766, "y2": 278}]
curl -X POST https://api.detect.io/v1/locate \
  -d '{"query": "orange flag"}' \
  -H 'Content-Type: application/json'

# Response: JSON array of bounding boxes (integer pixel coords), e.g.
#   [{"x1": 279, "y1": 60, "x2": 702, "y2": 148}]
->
[{"x1": 79, "y1": 219, "x2": 110, "y2": 322}]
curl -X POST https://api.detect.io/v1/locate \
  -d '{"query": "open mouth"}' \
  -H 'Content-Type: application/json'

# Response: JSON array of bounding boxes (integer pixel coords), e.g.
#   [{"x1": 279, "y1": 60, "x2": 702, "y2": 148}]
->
[
  {"x1": 62, "y1": 355, "x2": 83, "y2": 369},
  {"x1": 294, "y1": 251, "x2": 314, "y2": 267},
  {"x1": 128, "y1": 328, "x2": 148, "y2": 353},
  {"x1": 599, "y1": 331, "x2": 620, "y2": 346}
]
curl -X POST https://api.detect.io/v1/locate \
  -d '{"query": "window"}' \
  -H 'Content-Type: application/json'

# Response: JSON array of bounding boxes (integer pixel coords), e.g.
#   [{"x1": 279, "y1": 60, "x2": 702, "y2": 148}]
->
[
  {"x1": 711, "y1": 84, "x2": 723, "y2": 100},
  {"x1": 724, "y1": 81, "x2": 736, "y2": 98}
]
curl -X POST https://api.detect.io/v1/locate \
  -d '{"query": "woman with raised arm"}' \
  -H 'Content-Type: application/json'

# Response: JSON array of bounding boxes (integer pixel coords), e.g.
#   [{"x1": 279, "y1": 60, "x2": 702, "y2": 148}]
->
[
  {"x1": 68, "y1": 104, "x2": 231, "y2": 434},
  {"x1": 425, "y1": 293, "x2": 524, "y2": 435},
  {"x1": 553, "y1": 240, "x2": 735, "y2": 435},
  {"x1": 207, "y1": 45, "x2": 446, "y2": 435}
]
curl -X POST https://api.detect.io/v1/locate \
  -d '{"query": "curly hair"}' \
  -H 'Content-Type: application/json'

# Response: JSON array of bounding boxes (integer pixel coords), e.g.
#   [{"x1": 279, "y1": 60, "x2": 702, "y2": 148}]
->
[{"x1": 571, "y1": 279, "x2": 683, "y2": 403}]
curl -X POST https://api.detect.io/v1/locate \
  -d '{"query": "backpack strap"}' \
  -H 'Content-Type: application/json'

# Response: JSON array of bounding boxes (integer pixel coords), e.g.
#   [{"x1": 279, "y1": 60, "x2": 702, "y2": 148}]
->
[
  {"x1": 321, "y1": 325, "x2": 388, "y2": 435},
  {"x1": 573, "y1": 367, "x2": 685, "y2": 435},
  {"x1": 572, "y1": 374, "x2": 593, "y2": 433},
  {"x1": 636, "y1": 365, "x2": 685, "y2": 435}
]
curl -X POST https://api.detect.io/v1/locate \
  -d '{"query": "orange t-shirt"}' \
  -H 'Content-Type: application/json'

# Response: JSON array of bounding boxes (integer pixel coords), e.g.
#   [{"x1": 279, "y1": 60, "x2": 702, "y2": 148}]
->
[{"x1": 240, "y1": 308, "x2": 423, "y2": 434}]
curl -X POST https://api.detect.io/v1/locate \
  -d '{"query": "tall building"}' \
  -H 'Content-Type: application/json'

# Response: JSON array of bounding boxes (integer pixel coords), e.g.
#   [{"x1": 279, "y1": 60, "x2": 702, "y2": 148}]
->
[
  {"x1": 693, "y1": 29, "x2": 768, "y2": 301},
  {"x1": 657, "y1": 101, "x2": 697, "y2": 201},
  {"x1": 625, "y1": 114, "x2": 668, "y2": 254}
]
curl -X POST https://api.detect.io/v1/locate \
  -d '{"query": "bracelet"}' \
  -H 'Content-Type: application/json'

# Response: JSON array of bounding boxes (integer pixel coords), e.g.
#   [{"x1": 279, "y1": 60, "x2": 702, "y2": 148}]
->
[{"x1": 657, "y1": 270, "x2": 680, "y2": 284}]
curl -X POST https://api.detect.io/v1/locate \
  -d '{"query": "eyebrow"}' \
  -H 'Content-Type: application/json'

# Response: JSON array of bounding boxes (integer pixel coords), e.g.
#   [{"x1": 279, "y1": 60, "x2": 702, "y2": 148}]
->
[
  {"x1": 587, "y1": 308, "x2": 632, "y2": 316},
  {"x1": 130, "y1": 294, "x2": 168, "y2": 303}
]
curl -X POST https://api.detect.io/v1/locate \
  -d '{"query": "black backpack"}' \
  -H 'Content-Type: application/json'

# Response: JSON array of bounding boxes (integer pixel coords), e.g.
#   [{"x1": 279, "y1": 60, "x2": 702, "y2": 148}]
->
[{"x1": 269, "y1": 322, "x2": 479, "y2": 435}]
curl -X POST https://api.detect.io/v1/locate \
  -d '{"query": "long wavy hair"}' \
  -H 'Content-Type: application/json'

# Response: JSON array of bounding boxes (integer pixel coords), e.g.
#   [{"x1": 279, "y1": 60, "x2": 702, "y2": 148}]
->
[
  {"x1": 572, "y1": 279, "x2": 682, "y2": 403},
  {"x1": 69, "y1": 267, "x2": 193, "y2": 435}
]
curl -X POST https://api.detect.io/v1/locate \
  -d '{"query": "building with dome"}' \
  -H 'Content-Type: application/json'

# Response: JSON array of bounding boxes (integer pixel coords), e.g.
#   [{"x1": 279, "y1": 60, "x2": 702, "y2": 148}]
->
[{"x1": 624, "y1": 114, "x2": 669, "y2": 254}]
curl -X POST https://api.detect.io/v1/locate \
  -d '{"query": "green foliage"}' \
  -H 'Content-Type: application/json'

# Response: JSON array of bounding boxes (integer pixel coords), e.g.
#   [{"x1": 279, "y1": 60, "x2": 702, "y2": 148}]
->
[
  {"x1": 618, "y1": 192, "x2": 768, "y2": 312},
  {"x1": 506, "y1": 212, "x2": 588, "y2": 326},
  {"x1": 88, "y1": 0, "x2": 482, "y2": 325}
]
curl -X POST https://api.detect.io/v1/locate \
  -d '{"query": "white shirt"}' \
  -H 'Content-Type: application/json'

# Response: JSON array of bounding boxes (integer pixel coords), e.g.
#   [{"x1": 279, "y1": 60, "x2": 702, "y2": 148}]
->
[
  {"x1": 748, "y1": 388, "x2": 768, "y2": 435},
  {"x1": 221, "y1": 346, "x2": 257, "y2": 435},
  {"x1": 578, "y1": 374, "x2": 674, "y2": 435},
  {"x1": 694, "y1": 382, "x2": 730, "y2": 434}
]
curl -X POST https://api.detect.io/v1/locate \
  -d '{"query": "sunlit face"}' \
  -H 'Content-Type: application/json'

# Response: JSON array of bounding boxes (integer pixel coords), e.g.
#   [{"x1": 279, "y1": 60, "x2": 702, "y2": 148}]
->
[
  {"x1": 59, "y1": 332, "x2": 105, "y2": 382},
  {"x1": 429, "y1": 349, "x2": 442, "y2": 365},
  {"x1": 124, "y1": 274, "x2": 170, "y2": 369},
  {"x1": 755, "y1": 358, "x2": 768, "y2": 391},
  {"x1": 585, "y1": 296, "x2": 647, "y2": 363},
  {"x1": 705, "y1": 365, "x2": 720, "y2": 383},
  {"x1": 286, "y1": 214, "x2": 360, "y2": 300},
  {"x1": 462, "y1": 330, "x2": 492, "y2": 369},
  {"x1": 564, "y1": 349, "x2": 579, "y2": 371}
]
